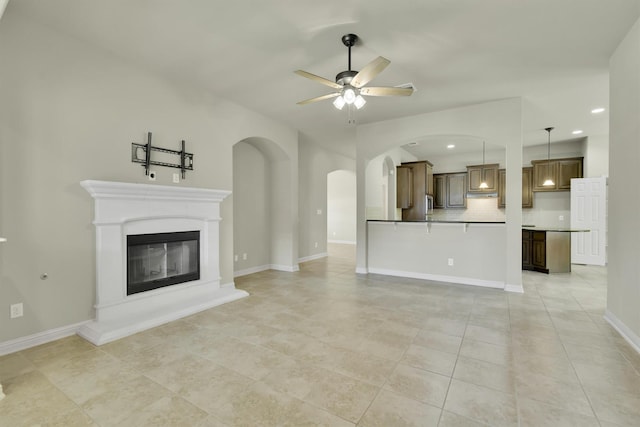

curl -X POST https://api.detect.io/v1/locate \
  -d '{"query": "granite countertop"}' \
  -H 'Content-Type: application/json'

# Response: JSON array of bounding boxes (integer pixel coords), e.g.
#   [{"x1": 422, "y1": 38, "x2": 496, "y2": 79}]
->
[
  {"x1": 522, "y1": 226, "x2": 590, "y2": 232},
  {"x1": 367, "y1": 219, "x2": 506, "y2": 224}
]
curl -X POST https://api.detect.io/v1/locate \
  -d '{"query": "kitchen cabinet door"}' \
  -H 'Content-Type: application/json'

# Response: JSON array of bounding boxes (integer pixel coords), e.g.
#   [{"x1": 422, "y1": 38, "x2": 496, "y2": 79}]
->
[
  {"x1": 532, "y1": 161, "x2": 558, "y2": 191},
  {"x1": 557, "y1": 158, "x2": 583, "y2": 190},
  {"x1": 532, "y1": 157, "x2": 583, "y2": 191},
  {"x1": 467, "y1": 164, "x2": 499, "y2": 193},
  {"x1": 446, "y1": 173, "x2": 467, "y2": 208},
  {"x1": 532, "y1": 231, "x2": 547, "y2": 270},
  {"x1": 396, "y1": 166, "x2": 413, "y2": 209},
  {"x1": 522, "y1": 167, "x2": 533, "y2": 207},
  {"x1": 497, "y1": 167, "x2": 533, "y2": 208},
  {"x1": 434, "y1": 174, "x2": 446, "y2": 208},
  {"x1": 522, "y1": 230, "x2": 533, "y2": 269}
]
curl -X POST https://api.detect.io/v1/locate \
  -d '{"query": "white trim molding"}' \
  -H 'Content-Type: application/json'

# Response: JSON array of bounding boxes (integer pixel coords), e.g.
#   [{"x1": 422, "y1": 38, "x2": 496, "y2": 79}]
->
[
  {"x1": 367, "y1": 267, "x2": 505, "y2": 290},
  {"x1": 328, "y1": 240, "x2": 356, "y2": 245},
  {"x1": 0, "y1": 320, "x2": 91, "y2": 357},
  {"x1": 604, "y1": 309, "x2": 640, "y2": 355},
  {"x1": 234, "y1": 265, "x2": 270, "y2": 278},
  {"x1": 298, "y1": 252, "x2": 328, "y2": 263},
  {"x1": 270, "y1": 264, "x2": 300, "y2": 273},
  {"x1": 504, "y1": 283, "x2": 524, "y2": 293}
]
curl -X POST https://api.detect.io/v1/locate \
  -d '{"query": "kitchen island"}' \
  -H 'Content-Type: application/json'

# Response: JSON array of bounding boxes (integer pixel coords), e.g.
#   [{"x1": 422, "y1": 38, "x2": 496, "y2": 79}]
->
[
  {"x1": 367, "y1": 220, "x2": 509, "y2": 290},
  {"x1": 522, "y1": 227, "x2": 589, "y2": 273}
]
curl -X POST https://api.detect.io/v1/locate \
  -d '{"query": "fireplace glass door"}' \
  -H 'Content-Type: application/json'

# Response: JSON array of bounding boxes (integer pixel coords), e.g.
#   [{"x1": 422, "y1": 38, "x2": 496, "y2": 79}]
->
[{"x1": 127, "y1": 230, "x2": 200, "y2": 295}]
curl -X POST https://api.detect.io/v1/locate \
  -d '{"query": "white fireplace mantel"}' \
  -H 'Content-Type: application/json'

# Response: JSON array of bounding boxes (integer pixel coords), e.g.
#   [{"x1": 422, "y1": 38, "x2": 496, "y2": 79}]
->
[{"x1": 78, "y1": 180, "x2": 248, "y2": 345}]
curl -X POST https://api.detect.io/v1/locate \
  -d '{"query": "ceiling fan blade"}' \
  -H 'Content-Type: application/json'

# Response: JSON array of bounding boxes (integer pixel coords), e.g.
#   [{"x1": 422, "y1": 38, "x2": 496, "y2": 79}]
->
[
  {"x1": 297, "y1": 92, "x2": 340, "y2": 105},
  {"x1": 351, "y1": 56, "x2": 390, "y2": 88},
  {"x1": 294, "y1": 70, "x2": 343, "y2": 90},
  {"x1": 360, "y1": 86, "x2": 414, "y2": 97}
]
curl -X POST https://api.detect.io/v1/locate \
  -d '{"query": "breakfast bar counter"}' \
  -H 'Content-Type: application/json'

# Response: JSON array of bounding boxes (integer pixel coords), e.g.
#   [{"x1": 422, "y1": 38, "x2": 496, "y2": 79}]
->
[{"x1": 522, "y1": 227, "x2": 589, "y2": 273}]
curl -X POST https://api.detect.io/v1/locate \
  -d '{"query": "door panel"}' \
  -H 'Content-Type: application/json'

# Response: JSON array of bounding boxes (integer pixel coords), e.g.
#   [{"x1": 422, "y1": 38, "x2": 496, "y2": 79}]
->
[{"x1": 571, "y1": 177, "x2": 607, "y2": 265}]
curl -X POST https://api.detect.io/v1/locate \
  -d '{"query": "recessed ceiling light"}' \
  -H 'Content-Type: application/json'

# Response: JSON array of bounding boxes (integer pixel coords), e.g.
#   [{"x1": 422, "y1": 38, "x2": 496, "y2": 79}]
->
[
  {"x1": 591, "y1": 107, "x2": 605, "y2": 114},
  {"x1": 447, "y1": 144, "x2": 455, "y2": 149},
  {"x1": 407, "y1": 142, "x2": 419, "y2": 147},
  {"x1": 572, "y1": 130, "x2": 583, "y2": 135}
]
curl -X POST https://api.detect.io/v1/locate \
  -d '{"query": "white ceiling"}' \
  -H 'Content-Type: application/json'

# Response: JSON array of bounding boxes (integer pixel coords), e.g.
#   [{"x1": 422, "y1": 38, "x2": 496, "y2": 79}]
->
[{"x1": 7, "y1": 0, "x2": 640, "y2": 158}]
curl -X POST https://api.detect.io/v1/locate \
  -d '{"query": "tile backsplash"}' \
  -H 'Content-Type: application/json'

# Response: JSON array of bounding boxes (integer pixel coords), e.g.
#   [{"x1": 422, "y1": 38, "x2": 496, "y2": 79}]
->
[
  {"x1": 429, "y1": 198, "x2": 505, "y2": 222},
  {"x1": 428, "y1": 192, "x2": 571, "y2": 226}
]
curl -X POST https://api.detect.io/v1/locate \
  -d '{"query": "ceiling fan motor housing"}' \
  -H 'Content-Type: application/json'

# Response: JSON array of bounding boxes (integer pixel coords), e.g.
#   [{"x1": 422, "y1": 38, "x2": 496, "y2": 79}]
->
[{"x1": 336, "y1": 70, "x2": 357, "y2": 86}]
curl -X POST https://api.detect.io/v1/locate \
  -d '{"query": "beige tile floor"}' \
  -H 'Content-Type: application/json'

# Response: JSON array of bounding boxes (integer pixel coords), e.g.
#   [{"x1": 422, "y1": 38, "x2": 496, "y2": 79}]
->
[{"x1": 2, "y1": 243, "x2": 640, "y2": 426}]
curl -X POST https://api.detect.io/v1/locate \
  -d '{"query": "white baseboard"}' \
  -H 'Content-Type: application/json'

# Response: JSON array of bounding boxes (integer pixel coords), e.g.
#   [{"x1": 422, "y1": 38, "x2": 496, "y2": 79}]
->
[
  {"x1": 504, "y1": 283, "x2": 524, "y2": 293},
  {"x1": 367, "y1": 267, "x2": 504, "y2": 290},
  {"x1": 604, "y1": 309, "x2": 640, "y2": 355},
  {"x1": 234, "y1": 264, "x2": 270, "y2": 278},
  {"x1": 234, "y1": 263, "x2": 300, "y2": 278},
  {"x1": 0, "y1": 320, "x2": 91, "y2": 356},
  {"x1": 355, "y1": 267, "x2": 369, "y2": 274},
  {"x1": 298, "y1": 252, "x2": 328, "y2": 263},
  {"x1": 327, "y1": 240, "x2": 356, "y2": 245},
  {"x1": 270, "y1": 264, "x2": 300, "y2": 272},
  {"x1": 220, "y1": 281, "x2": 236, "y2": 289}
]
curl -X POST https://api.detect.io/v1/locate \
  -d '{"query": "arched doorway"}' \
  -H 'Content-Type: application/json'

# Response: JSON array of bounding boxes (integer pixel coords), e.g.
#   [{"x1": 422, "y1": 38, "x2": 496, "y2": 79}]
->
[{"x1": 232, "y1": 137, "x2": 296, "y2": 276}]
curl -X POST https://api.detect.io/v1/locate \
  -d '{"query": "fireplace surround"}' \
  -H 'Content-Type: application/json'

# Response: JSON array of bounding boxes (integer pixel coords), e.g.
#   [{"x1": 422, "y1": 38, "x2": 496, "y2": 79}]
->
[{"x1": 79, "y1": 180, "x2": 248, "y2": 345}]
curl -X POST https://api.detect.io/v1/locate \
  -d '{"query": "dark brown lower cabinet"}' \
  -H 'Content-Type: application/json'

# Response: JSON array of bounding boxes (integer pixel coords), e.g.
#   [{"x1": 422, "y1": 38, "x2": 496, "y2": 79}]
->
[{"x1": 522, "y1": 230, "x2": 548, "y2": 273}]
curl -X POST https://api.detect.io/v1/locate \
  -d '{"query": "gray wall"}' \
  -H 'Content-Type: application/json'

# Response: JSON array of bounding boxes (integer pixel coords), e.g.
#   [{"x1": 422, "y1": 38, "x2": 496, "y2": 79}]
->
[
  {"x1": 298, "y1": 137, "x2": 355, "y2": 260},
  {"x1": 233, "y1": 142, "x2": 271, "y2": 272},
  {"x1": 327, "y1": 170, "x2": 357, "y2": 244},
  {"x1": 0, "y1": 9, "x2": 297, "y2": 342},
  {"x1": 608, "y1": 17, "x2": 640, "y2": 344}
]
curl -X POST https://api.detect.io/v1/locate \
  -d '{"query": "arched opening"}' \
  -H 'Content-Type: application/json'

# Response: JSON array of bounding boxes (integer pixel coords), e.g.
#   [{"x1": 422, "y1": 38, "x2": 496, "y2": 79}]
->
[{"x1": 233, "y1": 137, "x2": 295, "y2": 276}]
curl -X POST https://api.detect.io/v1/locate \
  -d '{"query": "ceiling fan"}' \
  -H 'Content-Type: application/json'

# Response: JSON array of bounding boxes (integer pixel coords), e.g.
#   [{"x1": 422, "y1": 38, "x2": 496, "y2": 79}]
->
[{"x1": 295, "y1": 33, "x2": 414, "y2": 110}]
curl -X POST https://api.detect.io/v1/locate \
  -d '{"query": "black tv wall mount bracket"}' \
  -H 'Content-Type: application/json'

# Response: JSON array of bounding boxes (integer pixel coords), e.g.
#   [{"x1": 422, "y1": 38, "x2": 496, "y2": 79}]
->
[{"x1": 131, "y1": 132, "x2": 194, "y2": 179}]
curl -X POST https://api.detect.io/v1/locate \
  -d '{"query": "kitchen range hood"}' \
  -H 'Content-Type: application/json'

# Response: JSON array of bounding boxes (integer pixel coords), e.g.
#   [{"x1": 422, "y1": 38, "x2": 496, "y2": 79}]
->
[{"x1": 466, "y1": 191, "x2": 498, "y2": 198}]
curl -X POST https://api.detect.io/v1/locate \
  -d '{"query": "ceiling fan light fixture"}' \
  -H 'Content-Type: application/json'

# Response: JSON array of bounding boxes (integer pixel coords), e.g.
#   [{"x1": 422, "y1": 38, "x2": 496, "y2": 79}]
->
[
  {"x1": 343, "y1": 87, "x2": 356, "y2": 104},
  {"x1": 354, "y1": 94, "x2": 366, "y2": 109},
  {"x1": 333, "y1": 96, "x2": 346, "y2": 110}
]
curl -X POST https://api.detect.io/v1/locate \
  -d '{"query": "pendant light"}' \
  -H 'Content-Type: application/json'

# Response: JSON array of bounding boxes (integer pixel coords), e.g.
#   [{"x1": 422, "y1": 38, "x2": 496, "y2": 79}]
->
[
  {"x1": 479, "y1": 141, "x2": 488, "y2": 189},
  {"x1": 543, "y1": 127, "x2": 555, "y2": 187}
]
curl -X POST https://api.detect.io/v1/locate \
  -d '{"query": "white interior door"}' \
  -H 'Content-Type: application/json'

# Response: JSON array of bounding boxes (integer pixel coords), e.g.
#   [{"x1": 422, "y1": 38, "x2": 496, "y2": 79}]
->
[{"x1": 571, "y1": 177, "x2": 607, "y2": 265}]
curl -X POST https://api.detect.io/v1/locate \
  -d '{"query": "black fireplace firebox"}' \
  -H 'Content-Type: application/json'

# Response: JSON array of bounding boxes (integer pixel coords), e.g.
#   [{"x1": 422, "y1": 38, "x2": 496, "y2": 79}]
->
[{"x1": 127, "y1": 231, "x2": 200, "y2": 295}]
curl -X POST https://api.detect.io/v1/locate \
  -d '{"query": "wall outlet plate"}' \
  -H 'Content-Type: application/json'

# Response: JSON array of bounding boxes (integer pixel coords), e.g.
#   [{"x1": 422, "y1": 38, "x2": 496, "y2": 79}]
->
[
  {"x1": 448, "y1": 258, "x2": 454, "y2": 266},
  {"x1": 148, "y1": 171, "x2": 157, "y2": 181},
  {"x1": 10, "y1": 302, "x2": 23, "y2": 318},
  {"x1": 173, "y1": 173, "x2": 180, "y2": 183}
]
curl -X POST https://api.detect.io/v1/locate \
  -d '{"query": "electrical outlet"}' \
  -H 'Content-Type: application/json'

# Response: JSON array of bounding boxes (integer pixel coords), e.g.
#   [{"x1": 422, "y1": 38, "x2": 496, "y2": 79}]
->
[
  {"x1": 559, "y1": 215, "x2": 564, "y2": 221},
  {"x1": 10, "y1": 303, "x2": 23, "y2": 319},
  {"x1": 242, "y1": 253, "x2": 247, "y2": 260},
  {"x1": 234, "y1": 254, "x2": 238, "y2": 262},
  {"x1": 173, "y1": 173, "x2": 180, "y2": 183},
  {"x1": 448, "y1": 258, "x2": 454, "y2": 266},
  {"x1": 314, "y1": 242, "x2": 318, "y2": 248},
  {"x1": 148, "y1": 171, "x2": 156, "y2": 181},
  {"x1": 317, "y1": 209, "x2": 322, "y2": 215}
]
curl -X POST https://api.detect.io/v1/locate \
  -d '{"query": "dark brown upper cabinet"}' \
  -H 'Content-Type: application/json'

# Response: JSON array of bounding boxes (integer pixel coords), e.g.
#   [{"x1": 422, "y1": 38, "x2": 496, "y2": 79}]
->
[
  {"x1": 531, "y1": 157, "x2": 583, "y2": 192},
  {"x1": 397, "y1": 161, "x2": 434, "y2": 220},
  {"x1": 434, "y1": 172, "x2": 467, "y2": 209},
  {"x1": 498, "y1": 167, "x2": 533, "y2": 208},
  {"x1": 467, "y1": 163, "x2": 499, "y2": 193}
]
